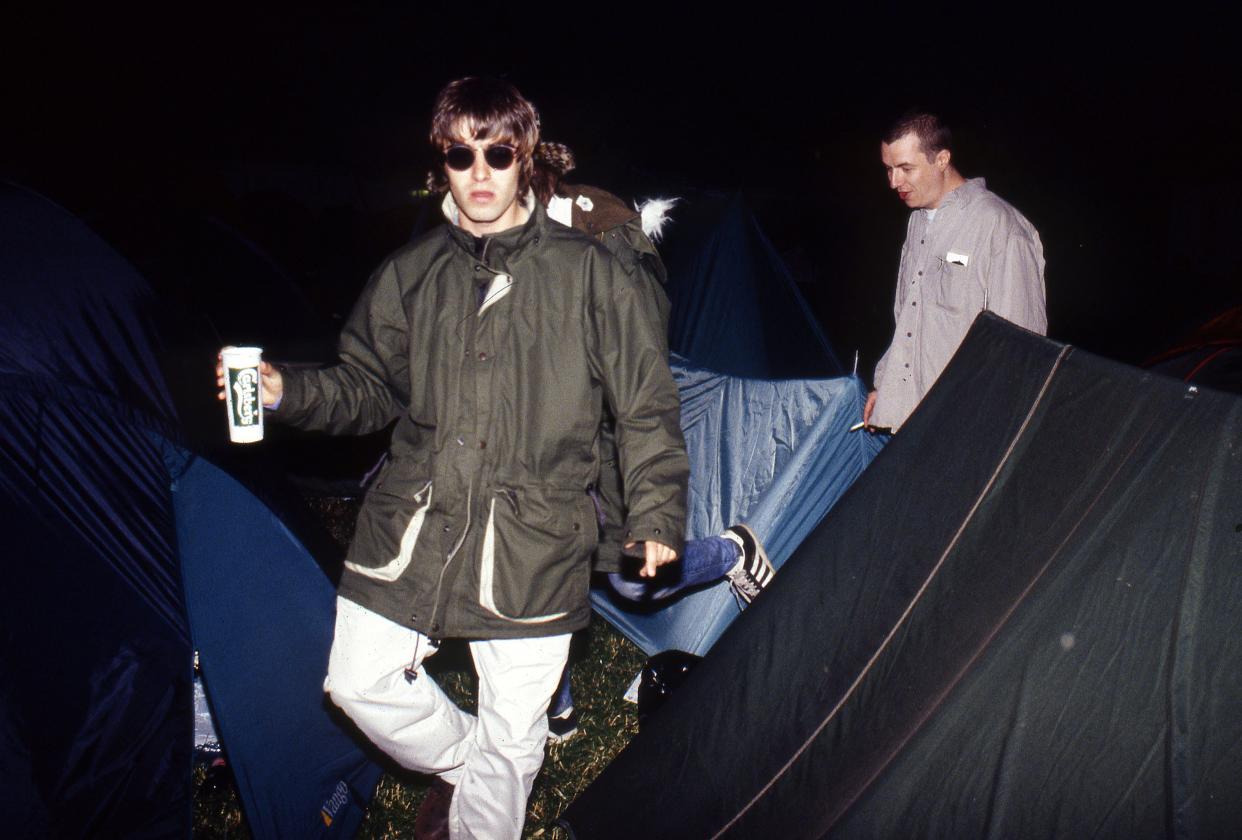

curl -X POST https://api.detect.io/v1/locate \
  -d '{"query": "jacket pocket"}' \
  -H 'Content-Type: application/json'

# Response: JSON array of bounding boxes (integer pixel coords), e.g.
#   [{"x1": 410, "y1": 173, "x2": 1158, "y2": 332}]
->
[
  {"x1": 478, "y1": 486, "x2": 597, "y2": 623},
  {"x1": 345, "y1": 478, "x2": 433, "y2": 581}
]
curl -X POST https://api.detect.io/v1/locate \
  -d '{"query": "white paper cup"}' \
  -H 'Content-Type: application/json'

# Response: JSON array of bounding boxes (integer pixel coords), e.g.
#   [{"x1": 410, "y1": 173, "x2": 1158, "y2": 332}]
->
[{"x1": 221, "y1": 346, "x2": 264, "y2": 443}]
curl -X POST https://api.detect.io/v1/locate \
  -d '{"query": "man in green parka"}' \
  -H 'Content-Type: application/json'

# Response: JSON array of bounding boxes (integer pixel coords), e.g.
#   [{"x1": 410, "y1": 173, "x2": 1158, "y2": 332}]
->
[{"x1": 219, "y1": 77, "x2": 687, "y2": 839}]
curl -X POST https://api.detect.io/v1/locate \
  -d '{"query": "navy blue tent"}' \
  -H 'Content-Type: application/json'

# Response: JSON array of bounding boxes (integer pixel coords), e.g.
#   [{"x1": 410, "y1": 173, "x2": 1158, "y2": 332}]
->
[
  {"x1": 0, "y1": 184, "x2": 380, "y2": 837},
  {"x1": 661, "y1": 193, "x2": 842, "y2": 379}
]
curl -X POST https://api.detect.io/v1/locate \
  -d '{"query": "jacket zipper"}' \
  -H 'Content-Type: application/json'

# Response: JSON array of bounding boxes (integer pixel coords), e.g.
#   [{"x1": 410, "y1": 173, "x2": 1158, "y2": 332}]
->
[{"x1": 425, "y1": 478, "x2": 473, "y2": 642}]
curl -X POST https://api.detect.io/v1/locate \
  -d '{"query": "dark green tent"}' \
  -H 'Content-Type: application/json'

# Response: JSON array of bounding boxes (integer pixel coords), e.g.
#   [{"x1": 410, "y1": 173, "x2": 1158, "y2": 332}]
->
[{"x1": 564, "y1": 315, "x2": 1242, "y2": 839}]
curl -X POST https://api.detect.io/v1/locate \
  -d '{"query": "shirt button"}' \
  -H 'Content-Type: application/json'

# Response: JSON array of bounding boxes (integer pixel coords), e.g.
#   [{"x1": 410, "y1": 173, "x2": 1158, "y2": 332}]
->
[
  {"x1": 917, "y1": 271, "x2": 923, "y2": 276},
  {"x1": 906, "y1": 332, "x2": 912, "y2": 337},
  {"x1": 912, "y1": 302, "x2": 917, "y2": 307},
  {"x1": 920, "y1": 239, "x2": 924, "y2": 244}
]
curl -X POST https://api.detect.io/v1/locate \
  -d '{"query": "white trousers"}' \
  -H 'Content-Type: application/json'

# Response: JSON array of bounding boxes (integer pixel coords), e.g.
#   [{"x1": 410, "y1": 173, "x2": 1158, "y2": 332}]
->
[{"x1": 325, "y1": 597, "x2": 570, "y2": 840}]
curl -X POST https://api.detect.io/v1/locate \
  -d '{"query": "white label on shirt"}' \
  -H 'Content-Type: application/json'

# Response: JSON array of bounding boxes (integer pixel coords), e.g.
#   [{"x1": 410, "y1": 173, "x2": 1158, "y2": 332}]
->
[{"x1": 946, "y1": 251, "x2": 970, "y2": 266}]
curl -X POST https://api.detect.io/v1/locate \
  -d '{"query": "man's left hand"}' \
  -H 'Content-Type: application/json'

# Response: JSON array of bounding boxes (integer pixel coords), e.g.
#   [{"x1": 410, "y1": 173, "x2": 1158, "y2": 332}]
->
[{"x1": 624, "y1": 540, "x2": 679, "y2": 578}]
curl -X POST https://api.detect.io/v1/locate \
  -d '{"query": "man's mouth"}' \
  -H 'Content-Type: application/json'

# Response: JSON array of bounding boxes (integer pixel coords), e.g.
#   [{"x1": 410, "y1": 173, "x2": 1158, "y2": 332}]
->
[{"x1": 470, "y1": 191, "x2": 494, "y2": 202}]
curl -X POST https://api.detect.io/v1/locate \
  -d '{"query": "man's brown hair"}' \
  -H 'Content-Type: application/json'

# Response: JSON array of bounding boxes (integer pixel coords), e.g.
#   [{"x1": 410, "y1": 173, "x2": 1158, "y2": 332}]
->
[
  {"x1": 884, "y1": 112, "x2": 953, "y2": 161},
  {"x1": 428, "y1": 77, "x2": 539, "y2": 195}
]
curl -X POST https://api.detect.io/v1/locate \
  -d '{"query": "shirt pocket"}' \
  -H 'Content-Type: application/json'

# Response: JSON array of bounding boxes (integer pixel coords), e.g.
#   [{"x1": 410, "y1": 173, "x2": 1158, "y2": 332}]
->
[
  {"x1": 478, "y1": 485, "x2": 598, "y2": 623},
  {"x1": 930, "y1": 255, "x2": 979, "y2": 316}
]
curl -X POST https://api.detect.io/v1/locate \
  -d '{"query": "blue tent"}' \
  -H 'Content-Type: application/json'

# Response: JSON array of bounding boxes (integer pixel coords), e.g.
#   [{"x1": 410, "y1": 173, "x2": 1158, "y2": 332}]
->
[
  {"x1": 591, "y1": 359, "x2": 882, "y2": 656},
  {"x1": 0, "y1": 183, "x2": 380, "y2": 837},
  {"x1": 590, "y1": 195, "x2": 874, "y2": 658},
  {"x1": 662, "y1": 193, "x2": 842, "y2": 379}
]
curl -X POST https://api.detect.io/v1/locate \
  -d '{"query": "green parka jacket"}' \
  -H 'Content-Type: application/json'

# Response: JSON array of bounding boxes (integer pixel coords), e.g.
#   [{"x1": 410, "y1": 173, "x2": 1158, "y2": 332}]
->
[
  {"x1": 274, "y1": 199, "x2": 688, "y2": 639},
  {"x1": 547, "y1": 183, "x2": 671, "y2": 572}
]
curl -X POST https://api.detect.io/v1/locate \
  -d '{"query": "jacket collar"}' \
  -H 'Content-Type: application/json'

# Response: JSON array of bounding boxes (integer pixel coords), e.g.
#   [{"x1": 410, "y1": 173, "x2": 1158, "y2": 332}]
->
[{"x1": 441, "y1": 190, "x2": 546, "y2": 264}]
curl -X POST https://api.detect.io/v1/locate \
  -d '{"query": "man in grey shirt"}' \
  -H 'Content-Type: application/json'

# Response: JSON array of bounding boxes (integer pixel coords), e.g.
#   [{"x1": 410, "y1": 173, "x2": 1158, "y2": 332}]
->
[{"x1": 863, "y1": 112, "x2": 1047, "y2": 432}]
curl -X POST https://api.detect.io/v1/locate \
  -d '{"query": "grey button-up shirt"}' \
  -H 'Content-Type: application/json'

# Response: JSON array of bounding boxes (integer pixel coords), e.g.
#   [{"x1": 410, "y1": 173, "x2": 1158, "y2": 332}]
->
[{"x1": 872, "y1": 178, "x2": 1046, "y2": 430}]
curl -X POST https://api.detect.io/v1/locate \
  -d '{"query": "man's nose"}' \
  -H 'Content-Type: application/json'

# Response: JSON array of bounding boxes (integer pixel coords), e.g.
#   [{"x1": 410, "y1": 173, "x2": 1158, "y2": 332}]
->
[
  {"x1": 471, "y1": 153, "x2": 490, "y2": 181},
  {"x1": 888, "y1": 170, "x2": 902, "y2": 189}
]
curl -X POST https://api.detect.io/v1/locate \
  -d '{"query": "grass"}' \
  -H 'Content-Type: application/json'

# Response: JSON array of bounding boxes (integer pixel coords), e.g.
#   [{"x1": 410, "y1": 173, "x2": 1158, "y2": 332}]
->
[{"x1": 192, "y1": 494, "x2": 648, "y2": 838}]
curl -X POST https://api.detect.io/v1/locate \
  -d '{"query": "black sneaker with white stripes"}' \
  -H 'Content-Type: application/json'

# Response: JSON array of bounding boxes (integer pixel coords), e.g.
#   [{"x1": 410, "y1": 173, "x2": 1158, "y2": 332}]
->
[{"x1": 722, "y1": 524, "x2": 774, "y2": 605}]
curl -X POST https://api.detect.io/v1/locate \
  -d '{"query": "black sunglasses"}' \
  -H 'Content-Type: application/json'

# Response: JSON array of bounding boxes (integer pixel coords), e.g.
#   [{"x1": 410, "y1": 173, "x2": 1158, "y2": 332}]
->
[{"x1": 443, "y1": 143, "x2": 516, "y2": 172}]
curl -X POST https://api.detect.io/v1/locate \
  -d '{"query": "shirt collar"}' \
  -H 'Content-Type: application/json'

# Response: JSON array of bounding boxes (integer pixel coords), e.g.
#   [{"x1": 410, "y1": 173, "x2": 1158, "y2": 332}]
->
[{"x1": 936, "y1": 177, "x2": 988, "y2": 211}]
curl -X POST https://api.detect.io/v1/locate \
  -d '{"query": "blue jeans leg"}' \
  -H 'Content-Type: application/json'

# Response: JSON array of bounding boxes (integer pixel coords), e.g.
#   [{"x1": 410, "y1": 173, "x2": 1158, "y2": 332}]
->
[{"x1": 607, "y1": 535, "x2": 740, "y2": 602}]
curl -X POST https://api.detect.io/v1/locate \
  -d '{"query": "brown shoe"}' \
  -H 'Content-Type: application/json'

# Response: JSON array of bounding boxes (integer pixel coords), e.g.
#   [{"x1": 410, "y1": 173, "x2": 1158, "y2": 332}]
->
[{"x1": 414, "y1": 778, "x2": 454, "y2": 840}]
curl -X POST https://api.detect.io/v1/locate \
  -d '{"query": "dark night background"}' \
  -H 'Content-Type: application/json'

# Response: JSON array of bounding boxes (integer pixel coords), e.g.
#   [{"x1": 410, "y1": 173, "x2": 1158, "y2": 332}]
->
[{"x1": 5, "y1": 5, "x2": 1240, "y2": 388}]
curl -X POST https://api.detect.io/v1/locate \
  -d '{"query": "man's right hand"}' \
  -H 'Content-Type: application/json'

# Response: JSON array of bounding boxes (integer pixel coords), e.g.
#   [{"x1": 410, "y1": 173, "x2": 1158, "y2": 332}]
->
[
  {"x1": 863, "y1": 390, "x2": 877, "y2": 426},
  {"x1": 216, "y1": 355, "x2": 284, "y2": 407}
]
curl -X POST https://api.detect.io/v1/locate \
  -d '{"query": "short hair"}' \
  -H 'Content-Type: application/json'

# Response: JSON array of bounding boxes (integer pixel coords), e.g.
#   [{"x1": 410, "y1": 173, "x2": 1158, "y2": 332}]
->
[
  {"x1": 884, "y1": 112, "x2": 953, "y2": 161},
  {"x1": 428, "y1": 76, "x2": 540, "y2": 195}
]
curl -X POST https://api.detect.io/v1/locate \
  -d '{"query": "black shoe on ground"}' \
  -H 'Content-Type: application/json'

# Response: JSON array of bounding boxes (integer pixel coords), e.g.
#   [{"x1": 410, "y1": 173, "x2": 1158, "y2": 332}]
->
[{"x1": 547, "y1": 705, "x2": 580, "y2": 744}]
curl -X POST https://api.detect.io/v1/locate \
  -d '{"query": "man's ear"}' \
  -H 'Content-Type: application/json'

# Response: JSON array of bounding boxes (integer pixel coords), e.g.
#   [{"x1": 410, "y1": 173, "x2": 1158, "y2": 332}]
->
[{"x1": 935, "y1": 148, "x2": 951, "y2": 171}]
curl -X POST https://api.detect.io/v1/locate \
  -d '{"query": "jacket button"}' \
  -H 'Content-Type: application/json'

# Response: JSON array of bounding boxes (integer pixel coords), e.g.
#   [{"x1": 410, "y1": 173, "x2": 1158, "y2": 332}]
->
[
  {"x1": 456, "y1": 437, "x2": 465, "y2": 446},
  {"x1": 478, "y1": 351, "x2": 488, "y2": 361},
  {"x1": 410, "y1": 613, "x2": 418, "y2": 622},
  {"x1": 573, "y1": 522, "x2": 581, "y2": 531},
  {"x1": 443, "y1": 525, "x2": 451, "y2": 532},
  {"x1": 654, "y1": 528, "x2": 661, "y2": 535},
  {"x1": 431, "y1": 622, "x2": 441, "y2": 633},
  {"x1": 478, "y1": 440, "x2": 487, "y2": 449}
]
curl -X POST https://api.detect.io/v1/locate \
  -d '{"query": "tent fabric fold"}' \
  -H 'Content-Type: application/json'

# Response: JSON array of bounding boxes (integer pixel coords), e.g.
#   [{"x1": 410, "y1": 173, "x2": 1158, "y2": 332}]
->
[
  {"x1": 1, "y1": 182, "x2": 192, "y2": 837},
  {"x1": 564, "y1": 314, "x2": 1242, "y2": 839}
]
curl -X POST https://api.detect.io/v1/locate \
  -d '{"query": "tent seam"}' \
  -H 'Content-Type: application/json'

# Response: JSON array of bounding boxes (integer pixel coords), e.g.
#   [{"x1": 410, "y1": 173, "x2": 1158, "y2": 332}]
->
[
  {"x1": 710, "y1": 344, "x2": 1073, "y2": 840},
  {"x1": 1160, "y1": 413, "x2": 1217, "y2": 840}
]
